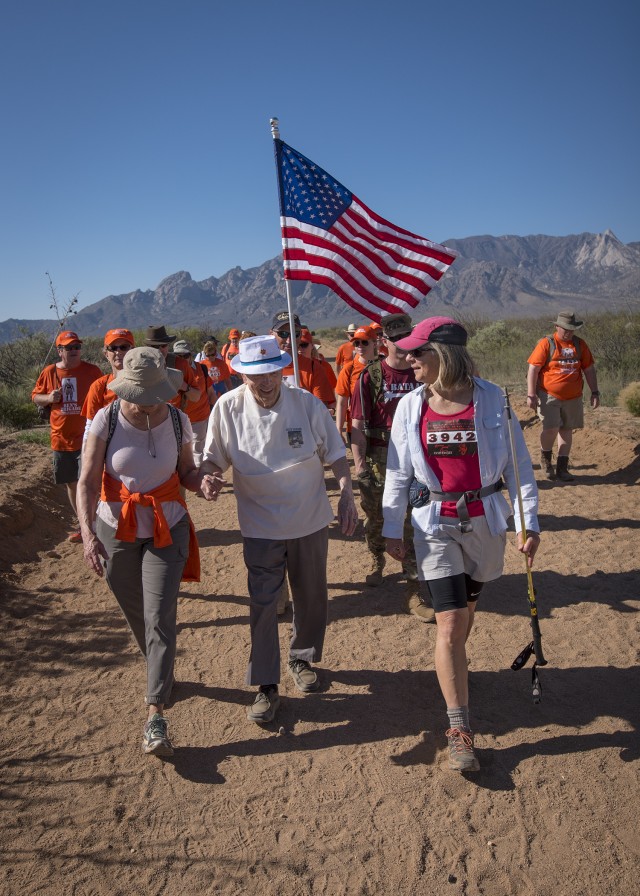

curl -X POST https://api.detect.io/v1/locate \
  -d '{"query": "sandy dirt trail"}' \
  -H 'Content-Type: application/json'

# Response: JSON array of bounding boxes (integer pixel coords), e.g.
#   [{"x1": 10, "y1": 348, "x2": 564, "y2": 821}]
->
[{"x1": 1, "y1": 396, "x2": 639, "y2": 896}]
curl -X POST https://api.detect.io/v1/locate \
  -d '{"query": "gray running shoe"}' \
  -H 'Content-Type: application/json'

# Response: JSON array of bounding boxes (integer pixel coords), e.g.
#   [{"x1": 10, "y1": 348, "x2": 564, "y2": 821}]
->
[
  {"x1": 446, "y1": 727, "x2": 480, "y2": 772},
  {"x1": 247, "y1": 687, "x2": 280, "y2": 724},
  {"x1": 142, "y1": 713, "x2": 174, "y2": 757}
]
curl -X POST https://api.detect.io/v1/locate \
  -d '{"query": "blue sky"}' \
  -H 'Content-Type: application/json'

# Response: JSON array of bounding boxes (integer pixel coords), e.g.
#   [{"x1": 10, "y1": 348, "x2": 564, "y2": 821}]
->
[{"x1": 1, "y1": 0, "x2": 638, "y2": 322}]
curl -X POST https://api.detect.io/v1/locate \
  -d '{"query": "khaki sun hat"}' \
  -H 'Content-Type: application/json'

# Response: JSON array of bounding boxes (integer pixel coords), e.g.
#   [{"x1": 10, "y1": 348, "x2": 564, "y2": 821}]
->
[
  {"x1": 553, "y1": 310, "x2": 583, "y2": 330},
  {"x1": 109, "y1": 347, "x2": 183, "y2": 405}
]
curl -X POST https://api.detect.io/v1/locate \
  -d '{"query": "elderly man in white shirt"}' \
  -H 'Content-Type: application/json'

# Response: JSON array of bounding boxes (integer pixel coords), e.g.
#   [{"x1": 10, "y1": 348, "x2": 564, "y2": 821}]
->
[{"x1": 200, "y1": 335, "x2": 358, "y2": 725}]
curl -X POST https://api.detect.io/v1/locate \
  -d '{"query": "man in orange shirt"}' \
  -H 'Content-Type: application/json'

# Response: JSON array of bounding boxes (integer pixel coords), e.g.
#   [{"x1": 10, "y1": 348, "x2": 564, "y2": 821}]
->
[
  {"x1": 32, "y1": 330, "x2": 102, "y2": 539},
  {"x1": 143, "y1": 325, "x2": 201, "y2": 410},
  {"x1": 271, "y1": 311, "x2": 335, "y2": 408},
  {"x1": 527, "y1": 310, "x2": 599, "y2": 482},
  {"x1": 298, "y1": 328, "x2": 338, "y2": 391},
  {"x1": 81, "y1": 328, "x2": 135, "y2": 432},
  {"x1": 334, "y1": 323, "x2": 357, "y2": 374},
  {"x1": 335, "y1": 325, "x2": 377, "y2": 444}
]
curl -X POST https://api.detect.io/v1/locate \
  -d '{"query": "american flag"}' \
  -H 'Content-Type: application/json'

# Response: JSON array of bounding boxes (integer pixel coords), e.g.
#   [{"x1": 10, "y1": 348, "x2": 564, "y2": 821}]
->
[{"x1": 274, "y1": 139, "x2": 457, "y2": 321}]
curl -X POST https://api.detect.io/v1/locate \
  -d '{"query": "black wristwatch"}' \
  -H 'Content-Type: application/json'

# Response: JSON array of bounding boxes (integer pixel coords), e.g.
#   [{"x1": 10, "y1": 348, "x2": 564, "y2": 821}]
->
[{"x1": 591, "y1": 391, "x2": 600, "y2": 396}]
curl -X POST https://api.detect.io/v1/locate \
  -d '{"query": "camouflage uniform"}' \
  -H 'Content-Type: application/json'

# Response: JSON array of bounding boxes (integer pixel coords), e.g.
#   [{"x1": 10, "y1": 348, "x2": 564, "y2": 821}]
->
[{"x1": 357, "y1": 446, "x2": 417, "y2": 581}]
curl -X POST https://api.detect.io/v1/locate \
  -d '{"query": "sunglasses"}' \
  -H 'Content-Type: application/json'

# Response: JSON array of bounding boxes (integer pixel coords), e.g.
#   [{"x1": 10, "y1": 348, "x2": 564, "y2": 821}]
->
[
  {"x1": 409, "y1": 346, "x2": 436, "y2": 358},
  {"x1": 62, "y1": 344, "x2": 82, "y2": 350},
  {"x1": 107, "y1": 344, "x2": 131, "y2": 352},
  {"x1": 276, "y1": 330, "x2": 301, "y2": 340},
  {"x1": 298, "y1": 341, "x2": 310, "y2": 348},
  {"x1": 353, "y1": 340, "x2": 370, "y2": 347}
]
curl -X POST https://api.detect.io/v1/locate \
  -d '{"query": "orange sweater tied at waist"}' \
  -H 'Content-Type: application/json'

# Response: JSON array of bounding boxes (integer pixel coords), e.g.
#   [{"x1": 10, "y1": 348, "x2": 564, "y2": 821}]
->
[{"x1": 101, "y1": 470, "x2": 200, "y2": 582}]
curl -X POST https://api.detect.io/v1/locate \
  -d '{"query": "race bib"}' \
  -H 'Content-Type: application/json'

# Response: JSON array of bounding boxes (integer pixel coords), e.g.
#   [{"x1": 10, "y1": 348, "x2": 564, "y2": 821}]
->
[{"x1": 426, "y1": 417, "x2": 477, "y2": 458}]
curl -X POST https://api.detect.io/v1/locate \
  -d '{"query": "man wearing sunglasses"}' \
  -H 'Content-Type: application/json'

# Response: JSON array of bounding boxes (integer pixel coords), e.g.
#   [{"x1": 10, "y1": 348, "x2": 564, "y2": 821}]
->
[
  {"x1": 32, "y1": 330, "x2": 103, "y2": 541},
  {"x1": 350, "y1": 314, "x2": 433, "y2": 621},
  {"x1": 271, "y1": 311, "x2": 335, "y2": 408}
]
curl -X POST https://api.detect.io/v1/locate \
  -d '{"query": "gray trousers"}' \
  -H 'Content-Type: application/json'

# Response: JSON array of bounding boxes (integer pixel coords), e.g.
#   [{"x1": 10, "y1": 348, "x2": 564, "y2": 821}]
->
[
  {"x1": 243, "y1": 527, "x2": 329, "y2": 686},
  {"x1": 96, "y1": 515, "x2": 189, "y2": 705}
]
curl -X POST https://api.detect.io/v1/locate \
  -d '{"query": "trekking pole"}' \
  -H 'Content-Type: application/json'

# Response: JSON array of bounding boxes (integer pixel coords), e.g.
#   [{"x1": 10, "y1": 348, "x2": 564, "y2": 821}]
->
[{"x1": 503, "y1": 388, "x2": 547, "y2": 702}]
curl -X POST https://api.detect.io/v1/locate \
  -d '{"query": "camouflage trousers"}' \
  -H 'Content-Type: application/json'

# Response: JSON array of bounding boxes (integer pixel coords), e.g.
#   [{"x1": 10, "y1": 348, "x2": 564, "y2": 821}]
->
[{"x1": 357, "y1": 446, "x2": 417, "y2": 580}]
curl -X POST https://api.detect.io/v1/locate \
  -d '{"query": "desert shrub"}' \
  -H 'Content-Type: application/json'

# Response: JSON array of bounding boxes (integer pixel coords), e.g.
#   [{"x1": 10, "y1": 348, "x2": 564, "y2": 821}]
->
[
  {"x1": 16, "y1": 430, "x2": 50, "y2": 447},
  {"x1": 617, "y1": 382, "x2": 640, "y2": 417},
  {"x1": 0, "y1": 384, "x2": 40, "y2": 429}
]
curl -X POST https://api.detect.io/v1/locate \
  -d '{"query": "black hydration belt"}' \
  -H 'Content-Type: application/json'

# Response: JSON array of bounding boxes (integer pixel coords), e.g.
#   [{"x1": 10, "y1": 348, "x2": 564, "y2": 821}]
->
[{"x1": 428, "y1": 479, "x2": 504, "y2": 533}]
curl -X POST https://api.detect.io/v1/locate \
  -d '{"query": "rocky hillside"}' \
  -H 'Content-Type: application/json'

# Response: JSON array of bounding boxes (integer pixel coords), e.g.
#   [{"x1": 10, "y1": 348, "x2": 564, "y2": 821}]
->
[{"x1": 2, "y1": 231, "x2": 639, "y2": 342}]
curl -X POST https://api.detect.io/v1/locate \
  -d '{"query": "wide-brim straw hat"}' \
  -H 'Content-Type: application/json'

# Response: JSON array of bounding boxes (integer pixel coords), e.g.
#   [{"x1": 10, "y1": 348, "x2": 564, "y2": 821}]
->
[
  {"x1": 553, "y1": 310, "x2": 583, "y2": 330},
  {"x1": 109, "y1": 347, "x2": 183, "y2": 404},
  {"x1": 230, "y1": 335, "x2": 291, "y2": 375}
]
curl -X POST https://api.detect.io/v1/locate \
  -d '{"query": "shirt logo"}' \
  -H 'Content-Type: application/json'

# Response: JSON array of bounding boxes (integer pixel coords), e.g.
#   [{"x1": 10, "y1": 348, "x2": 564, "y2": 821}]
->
[{"x1": 287, "y1": 428, "x2": 304, "y2": 448}]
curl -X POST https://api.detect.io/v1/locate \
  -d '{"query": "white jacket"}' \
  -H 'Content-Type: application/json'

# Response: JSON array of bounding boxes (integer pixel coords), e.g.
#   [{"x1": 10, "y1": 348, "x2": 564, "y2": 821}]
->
[{"x1": 382, "y1": 379, "x2": 539, "y2": 540}]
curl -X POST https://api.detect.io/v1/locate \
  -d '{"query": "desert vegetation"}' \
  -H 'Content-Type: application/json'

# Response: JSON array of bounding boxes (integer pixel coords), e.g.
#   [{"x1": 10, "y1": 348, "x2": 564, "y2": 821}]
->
[{"x1": 1, "y1": 312, "x2": 639, "y2": 431}]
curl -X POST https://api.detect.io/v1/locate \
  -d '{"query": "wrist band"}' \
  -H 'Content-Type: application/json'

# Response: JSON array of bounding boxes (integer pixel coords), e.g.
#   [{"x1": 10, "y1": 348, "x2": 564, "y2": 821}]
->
[{"x1": 591, "y1": 391, "x2": 600, "y2": 396}]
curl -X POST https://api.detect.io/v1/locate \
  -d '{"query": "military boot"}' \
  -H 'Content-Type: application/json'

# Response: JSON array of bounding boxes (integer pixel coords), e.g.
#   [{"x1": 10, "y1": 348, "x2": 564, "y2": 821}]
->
[
  {"x1": 406, "y1": 580, "x2": 435, "y2": 623},
  {"x1": 556, "y1": 455, "x2": 575, "y2": 482},
  {"x1": 365, "y1": 554, "x2": 386, "y2": 586},
  {"x1": 540, "y1": 449, "x2": 556, "y2": 481}
]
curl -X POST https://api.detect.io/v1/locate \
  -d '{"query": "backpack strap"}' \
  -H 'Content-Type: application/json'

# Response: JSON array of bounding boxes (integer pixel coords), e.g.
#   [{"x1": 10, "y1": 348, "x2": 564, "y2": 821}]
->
[
  {"x1": 105, "y1": 398, "x2": 183, "y2": 465},
  {"x1": 105, "y1": 398, "x2": 121, "y2": 452},
  {"x1": 359, "y1": 358, "x2": 389, "y2": 444}
]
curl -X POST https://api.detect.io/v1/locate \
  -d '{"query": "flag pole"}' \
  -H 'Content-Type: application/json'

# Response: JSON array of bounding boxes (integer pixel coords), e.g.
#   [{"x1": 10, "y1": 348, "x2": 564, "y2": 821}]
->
[{"x1": 270, "y1": 117, "x2": 300, "y2": 387}]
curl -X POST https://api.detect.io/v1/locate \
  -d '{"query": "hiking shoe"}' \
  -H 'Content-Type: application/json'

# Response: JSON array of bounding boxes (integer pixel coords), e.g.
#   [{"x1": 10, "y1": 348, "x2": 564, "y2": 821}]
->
[
  {"x1": 365, "y1": 555, "x2": 385, "y2": 587},
  {"x1": 445, "y1": 727, "x2": 480, "y2": 772},
  {"x1": 556, "y1": 456, "x2": 575, "y2": 482},
  {"x1": 407, "y1": 591, "x2": 435, "y2": 623},
  {"x1": 540, "y1": 450, "x2": 556, "y2": 481},
  {"x1": 288, "y1": 658, "x2": 319, "y2": 692},
  {"x1": 142, "y1": 713, "x2": 174, "y2": 757},
  {"x1": 247, "y1": 686, "x2": 280, "y2": 724}
]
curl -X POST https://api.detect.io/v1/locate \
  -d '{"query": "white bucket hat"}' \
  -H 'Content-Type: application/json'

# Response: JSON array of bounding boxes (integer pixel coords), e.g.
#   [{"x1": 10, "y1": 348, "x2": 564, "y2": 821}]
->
[
  {"x1": 229, "y1": 335, "x2": 291, "y2": 374},
  {"x1": 109, "y1": 347, "x2": 183, "y2": 404}
]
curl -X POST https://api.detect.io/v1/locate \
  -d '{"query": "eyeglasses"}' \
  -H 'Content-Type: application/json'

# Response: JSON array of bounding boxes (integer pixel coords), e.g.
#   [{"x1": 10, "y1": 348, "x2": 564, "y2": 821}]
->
[
  {"x1": 409, "y1": 346, "x2": 436, "y2": 358},
  {"x1": 298, "y1": 341, "x2": 310, "y2": 348},
  {"x1": 276, "y1": 330, "x2": 301, "y2": 341},
  {"x1": 62, "y1": 344, "x2": 82, "y2": 350},
  {"x1": 384, "y1": 334, "x2": 408, "y2": 343},
  {"x1": 353, "y1": 340, "x2": 370, "y2": 347},
  {"x1": 206, "y1": 354, "x2": 217, "y2": 358},
  {"x1": 107, "y1": 344, "x2": 131, "y2": 352}
]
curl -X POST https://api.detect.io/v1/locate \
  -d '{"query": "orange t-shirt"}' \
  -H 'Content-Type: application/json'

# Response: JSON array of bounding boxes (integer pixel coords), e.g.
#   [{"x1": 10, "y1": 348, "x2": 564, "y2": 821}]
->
[
  {"x1": 32, "y1": 361, "x2": 103, "y2": 451},
  {"x1": 203, "y1": 356, "x2": 232, "y2": 391},
  {"x1": 281, "y1": 354, "x2": 335, "y2": 404},
  {"x1": 335, "y1": 340, "x2": 355, "y2": 372},
  {"x1": 81, "y1": 373, "x2": 117, "y2": 420},
  {"x1": 336, "y1": 355, "x2": 367, "y2": 398},
  {"x1": 167, "y1": 355, "x2": 200, "y2": 410},
  {"x1": 528, "y1": 335, "x2": 594, "y2": 401},
  {"x1": 183, "y1": 362, "x2": 214, "y2": 424},
  {"x1": 336, "y1": 356, "x2": 368, "y2": 433},
  {"x1": 316, "y1": 356, "x2": 337, "y2": 390}
]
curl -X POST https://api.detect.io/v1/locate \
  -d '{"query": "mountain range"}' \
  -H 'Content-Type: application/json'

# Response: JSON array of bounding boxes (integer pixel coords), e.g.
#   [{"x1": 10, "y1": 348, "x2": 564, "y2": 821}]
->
[{"x1": 2, "y1": 230, "x2": 639, "y2": 344}]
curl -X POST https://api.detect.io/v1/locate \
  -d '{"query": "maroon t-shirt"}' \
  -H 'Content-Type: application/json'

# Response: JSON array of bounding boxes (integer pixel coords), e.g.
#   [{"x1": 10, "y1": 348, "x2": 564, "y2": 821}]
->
[
  {"x1": 420, "y1": 400, "x2": 484, "y2": 518},
  {"x1": 350, "y1": 360, "x2": 417, "y2": 446}
]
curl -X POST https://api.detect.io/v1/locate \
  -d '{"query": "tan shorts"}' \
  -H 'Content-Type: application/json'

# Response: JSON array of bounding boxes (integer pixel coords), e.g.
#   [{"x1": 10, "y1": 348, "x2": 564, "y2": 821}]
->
[
  {"x1": 414, "y1": 515, "x2": 506, "y2": 583},
  {"x1": 537, "y1": 392, "x2": 584, "y2": 430}
]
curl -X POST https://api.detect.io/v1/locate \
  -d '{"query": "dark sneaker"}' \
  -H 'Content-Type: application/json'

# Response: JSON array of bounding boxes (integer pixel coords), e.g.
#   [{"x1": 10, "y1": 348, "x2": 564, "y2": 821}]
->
[
  {"x1": 247, "y1": 686, "x2": 280, "y2": 724},
  {"x1": 142, "y1": 713, "x2": 174, "y2": 757},
  {"x1": 288, "y1": 658, "x2": 319, "y2": 692},
  {"x1": 446, "y1": 727, "x2": 480, "y2": 772}
]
